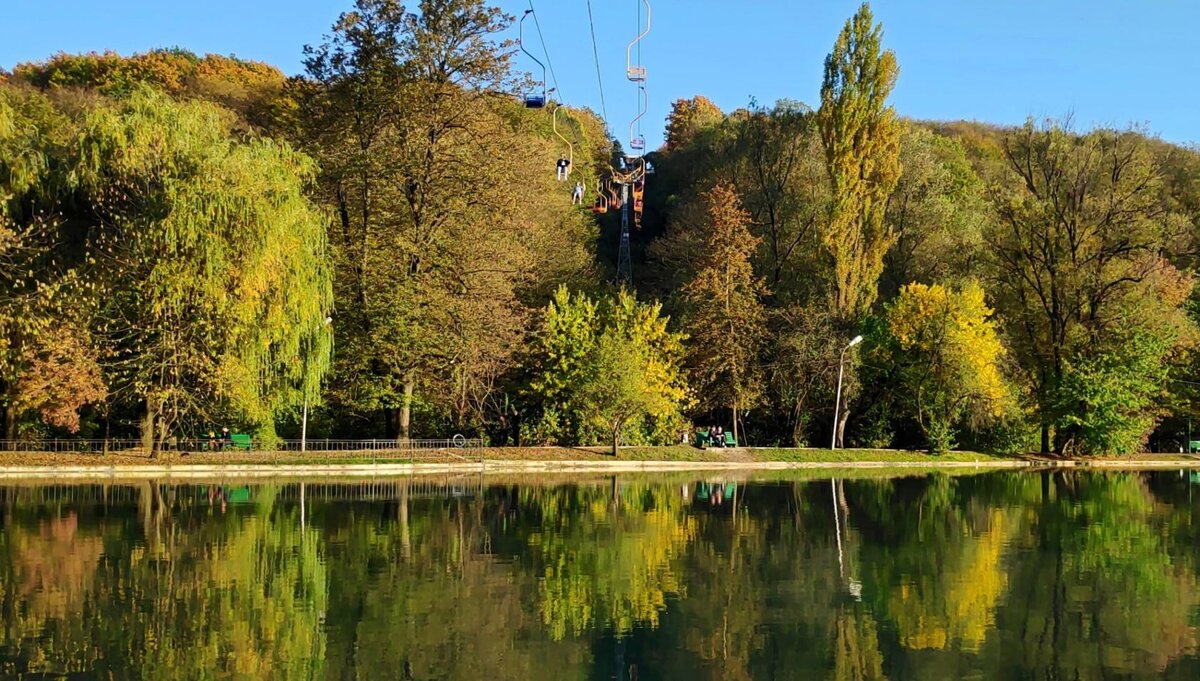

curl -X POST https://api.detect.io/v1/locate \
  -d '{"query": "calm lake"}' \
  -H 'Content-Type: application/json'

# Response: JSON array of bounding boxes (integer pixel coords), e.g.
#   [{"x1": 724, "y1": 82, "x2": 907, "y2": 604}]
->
[{"x1": 0, "y1": 470, "x2": 1198, "y2": 680}]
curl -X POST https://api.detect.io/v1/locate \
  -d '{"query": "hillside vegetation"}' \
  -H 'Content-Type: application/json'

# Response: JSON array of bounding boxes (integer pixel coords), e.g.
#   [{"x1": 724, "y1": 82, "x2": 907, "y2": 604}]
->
[{"x1": 2, "y1": 0, "x2": 1199, "y2": 457}]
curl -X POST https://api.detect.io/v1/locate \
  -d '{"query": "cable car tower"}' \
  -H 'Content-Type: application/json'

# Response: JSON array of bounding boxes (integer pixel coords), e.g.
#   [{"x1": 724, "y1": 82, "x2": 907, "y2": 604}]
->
[{"x1": 618, "y1": 0, "x2": 651, "y2": 287}]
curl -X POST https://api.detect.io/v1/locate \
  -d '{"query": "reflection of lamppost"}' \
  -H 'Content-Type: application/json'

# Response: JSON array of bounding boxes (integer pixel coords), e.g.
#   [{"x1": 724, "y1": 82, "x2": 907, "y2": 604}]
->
[
  {"x1": 831, "y1": 335, "x2": 864, "y2": 450},
  {"x1": 831, "y1": 478, "x2": 862, "y2": 601},
  {"x1": 301, "y1": 317, "x2": 333, "y2": 453}
]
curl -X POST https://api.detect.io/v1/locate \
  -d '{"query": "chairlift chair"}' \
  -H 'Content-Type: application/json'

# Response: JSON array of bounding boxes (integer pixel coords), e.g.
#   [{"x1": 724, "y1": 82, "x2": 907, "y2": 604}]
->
[
  {"x1": 628, "y1": 86, "x2": 648, "y2": 154},
  {"x1": 552, "y1": 104, "x2": 575, "y2": 177},
  {"x1": 626, "y1": 0, "x2": 651, "y2": 83},
  {"x1": 519, "y1": 11, "x2": 548, "y2": 109}
]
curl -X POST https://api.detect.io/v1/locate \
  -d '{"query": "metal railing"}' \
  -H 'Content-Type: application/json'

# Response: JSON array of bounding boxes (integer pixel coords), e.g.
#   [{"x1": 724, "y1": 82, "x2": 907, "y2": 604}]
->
[
  {"x1": 0, "y1": 439, "x2": 144, "y2": 453},
  {"x1": 0, "y1": 437, "x2": 484, "y2": 459},
  {"x1": 277, "y1": 437, "x2": 482, "y2": 453}
]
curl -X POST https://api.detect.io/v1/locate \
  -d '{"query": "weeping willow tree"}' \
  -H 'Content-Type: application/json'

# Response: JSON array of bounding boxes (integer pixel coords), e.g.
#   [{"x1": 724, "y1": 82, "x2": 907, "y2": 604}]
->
[{"x1": 77, "y1": 89, "x2": 332, "y2": 452}]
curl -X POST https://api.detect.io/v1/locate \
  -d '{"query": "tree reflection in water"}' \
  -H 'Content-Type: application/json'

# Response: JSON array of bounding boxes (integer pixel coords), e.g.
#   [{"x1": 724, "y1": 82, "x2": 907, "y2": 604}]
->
[{"x1": 0, "y1": 471, "x2": 1198, "y2": 679}]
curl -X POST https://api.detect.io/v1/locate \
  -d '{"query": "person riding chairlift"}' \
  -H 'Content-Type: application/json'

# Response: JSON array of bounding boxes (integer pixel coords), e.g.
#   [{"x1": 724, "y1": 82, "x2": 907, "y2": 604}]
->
[
  {"x1": 572, "y1": 181, "x2": 584, "y2": 205},
  {"x1": 556, "y1": 155, "x2": 571, "y2": 181}
]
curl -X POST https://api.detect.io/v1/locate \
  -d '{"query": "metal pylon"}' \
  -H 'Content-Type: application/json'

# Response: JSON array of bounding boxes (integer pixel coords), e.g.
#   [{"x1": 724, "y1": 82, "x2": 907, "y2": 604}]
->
[{"x1": 617, "y1": 182, "x2": 632, "y2": 285}]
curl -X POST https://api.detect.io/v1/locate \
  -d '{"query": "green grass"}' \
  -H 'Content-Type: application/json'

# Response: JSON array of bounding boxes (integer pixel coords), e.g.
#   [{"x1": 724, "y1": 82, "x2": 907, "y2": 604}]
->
[
  {"x1": 749, "y1": 447, "x2": 1002, "y2": 463},
  {"x1": 0, "y1": 445, "x2": 1014, "y2": 467},
  {"x1": 614, "y1": 445, "x2": 1003, "y2": 463}
]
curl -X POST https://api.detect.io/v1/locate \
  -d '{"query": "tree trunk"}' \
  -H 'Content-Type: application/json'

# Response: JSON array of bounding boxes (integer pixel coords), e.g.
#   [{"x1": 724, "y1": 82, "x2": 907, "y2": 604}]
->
[
  {"x1": 2, "y1": 403, "x2": 14, "y2": 451},
  {"x1": 397, "y1": 371, "x2": 415, "y2": 444},
  {"x1": 141, "y1": 401, "x2": 159, "y2": 459},
  {"x1": 1040, "y1": 423, "x2": 1051, "y2": 455},
  {"x1": 836, "y1": 406, "x2": 850, "y2": 449},
  {"x1": 611, "y1": 428, "x2": 620, "y2": 457},
  {"x1": 732, "y1": 401, "x2": 739, "y2": 446},
  {"x1": 791, "y1": 399, "x2": 806, "y2": 448}
]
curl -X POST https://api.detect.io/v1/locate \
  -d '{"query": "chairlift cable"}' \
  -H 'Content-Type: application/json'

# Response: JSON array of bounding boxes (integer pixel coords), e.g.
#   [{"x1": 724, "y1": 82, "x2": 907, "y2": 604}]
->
[
  {"x1": 527, "y1": 1, "x2": 562, "y2": 102},
  {"x1": 584, "y1": 0, "x2": 610, "y2": 128},
  {"x1": 636, "y1": 0, "x2": 643, "y2": 143}
]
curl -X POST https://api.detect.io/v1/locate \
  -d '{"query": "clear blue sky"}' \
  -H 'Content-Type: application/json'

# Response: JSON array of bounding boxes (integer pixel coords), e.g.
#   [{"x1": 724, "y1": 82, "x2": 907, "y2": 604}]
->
[{"x1": 3, "y1": 1, "x2": 1198, "y2": 146}]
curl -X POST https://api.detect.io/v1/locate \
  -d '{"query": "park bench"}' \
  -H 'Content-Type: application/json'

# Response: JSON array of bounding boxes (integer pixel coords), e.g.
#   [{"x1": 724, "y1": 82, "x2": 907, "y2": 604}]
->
[
  {"x1": 694, "y1": 430, "x2": 738, "y2": 448},
  {"x1": 199, "y1": 433, "x2": 253, "y2": 451},
  {"x1": 1189, "y1": 440, "x2": 1200, "y2": 453}
]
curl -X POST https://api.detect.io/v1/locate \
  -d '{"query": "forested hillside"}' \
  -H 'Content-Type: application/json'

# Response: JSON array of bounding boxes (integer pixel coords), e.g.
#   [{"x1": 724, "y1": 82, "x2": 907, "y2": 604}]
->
[{"x1": 2, "y1": 0, "x2": 1199, "y2": 455}]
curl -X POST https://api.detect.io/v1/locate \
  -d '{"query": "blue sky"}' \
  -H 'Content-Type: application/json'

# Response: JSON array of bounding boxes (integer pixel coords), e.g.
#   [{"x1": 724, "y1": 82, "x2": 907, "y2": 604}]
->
[{"x1": 3, "y1": 1, "x2": 1198, "y2": 147}]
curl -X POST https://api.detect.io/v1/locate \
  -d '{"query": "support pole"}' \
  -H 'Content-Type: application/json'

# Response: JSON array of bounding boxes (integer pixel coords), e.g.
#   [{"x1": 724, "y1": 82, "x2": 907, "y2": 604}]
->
[{"x1": 618, "y1": 181, "x2": 632, "y2": 285}]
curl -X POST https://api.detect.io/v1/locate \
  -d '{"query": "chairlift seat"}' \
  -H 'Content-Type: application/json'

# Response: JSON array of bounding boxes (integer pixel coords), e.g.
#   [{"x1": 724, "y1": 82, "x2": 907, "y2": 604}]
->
[
  {"x1": 627, "y1": 66, "x2": 646, "y2": 82},
  {"x1": 630, "y1": 138, "x2": 646, "y2": 150},
  {"x1": 524, "y1": 95, "x2": 546, "y2": 109}
]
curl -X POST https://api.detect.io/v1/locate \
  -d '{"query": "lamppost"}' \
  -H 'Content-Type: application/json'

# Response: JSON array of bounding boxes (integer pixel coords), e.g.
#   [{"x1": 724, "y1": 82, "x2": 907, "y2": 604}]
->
[
  {"x1": 301, "y1": 316, "x2": 333, "y2": 453},
  {"x1": 831, "y1": 335, "x2": 864, "y2": 450}
]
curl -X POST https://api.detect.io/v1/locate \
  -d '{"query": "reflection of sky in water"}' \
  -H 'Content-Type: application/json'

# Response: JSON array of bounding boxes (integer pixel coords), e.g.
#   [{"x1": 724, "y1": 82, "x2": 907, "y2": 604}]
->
[{"x1": 0, "y1": 471, "x2": 1199, "y2": 680}]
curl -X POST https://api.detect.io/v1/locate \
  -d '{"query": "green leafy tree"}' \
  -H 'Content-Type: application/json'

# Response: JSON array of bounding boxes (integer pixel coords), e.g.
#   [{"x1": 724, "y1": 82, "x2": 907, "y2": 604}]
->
[
  {"x1": 0, "y1": 88, "x2": 104, "y2": 441},
  {"x1": 881, "y1": 125, "x2": 990, "y2": 296},
  {"x1": 296, "y1": 0, "x2": 598, "y2": 440},
  {"x1": 682, "y1": 183, "x2": 768, "y2": 443},
  {"x1": 10, "y1": 49, "x2": 288, "y2": 131},
  {"x1": 817, "y1": 2, "x2": 902, "y2": 448},
  {"x1": 78, "y1": 89, "x2": 332, "y2": 452},
  {"x1": 664, "y1": 96, "x2": 724, "y2": 150},
  {"x1": 817, "y1": 2, "x2": 902, "y2": 322},
  {"x1": 878, "y1": 282, "x2": 1010, "y2": 453},
  {"x1": 528, "y1": 289, "x2": 688, "y2": 453},
  {"x1": 987, "y1": 120, "x2": 1195, "y2": 453}
]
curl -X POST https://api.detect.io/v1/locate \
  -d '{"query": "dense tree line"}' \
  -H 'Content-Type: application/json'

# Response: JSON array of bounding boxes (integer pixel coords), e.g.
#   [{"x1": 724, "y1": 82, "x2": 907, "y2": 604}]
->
[
  {"x1": 643, "y1": 6, "x2": 1200, "y2": 455},
  {"x1": 2, "y1": 0, "x2": 1200, "y2": 454}
]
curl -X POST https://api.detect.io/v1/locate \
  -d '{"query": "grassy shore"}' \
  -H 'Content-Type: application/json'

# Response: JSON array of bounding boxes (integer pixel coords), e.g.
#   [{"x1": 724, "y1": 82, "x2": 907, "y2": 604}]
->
[{"x1": 0, "y1": 444, "x2": 1195, "y2": 468}]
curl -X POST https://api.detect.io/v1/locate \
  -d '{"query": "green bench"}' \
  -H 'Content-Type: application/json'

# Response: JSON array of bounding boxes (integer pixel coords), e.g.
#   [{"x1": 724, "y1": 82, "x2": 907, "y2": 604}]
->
[
  {"x1": 694, "y1": 430, "x2": 737, "y2": 448},
  {"x1": 1190, "y1": 440, "x2": 1200, "y2": 453},
  {"x1": 200, "y1": 433, "x2": 252, "y2": 451}
]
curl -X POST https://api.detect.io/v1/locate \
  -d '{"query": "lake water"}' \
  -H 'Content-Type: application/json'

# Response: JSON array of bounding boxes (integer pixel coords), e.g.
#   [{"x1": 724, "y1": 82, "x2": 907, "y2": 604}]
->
[{"x1": 0, "y1": 470, "x2": 1198, "y2": 680}]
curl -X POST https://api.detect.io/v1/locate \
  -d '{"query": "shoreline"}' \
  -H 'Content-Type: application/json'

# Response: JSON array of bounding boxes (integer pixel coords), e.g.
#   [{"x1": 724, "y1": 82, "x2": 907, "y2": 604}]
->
[{"x1": 0, "y1": 455, "x2": 1198, "y2": 481}]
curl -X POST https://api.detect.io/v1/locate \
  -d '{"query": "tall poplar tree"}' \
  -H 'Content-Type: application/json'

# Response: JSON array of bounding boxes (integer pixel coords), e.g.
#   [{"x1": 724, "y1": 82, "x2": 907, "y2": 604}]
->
[
  {"x1": 817, "y1": 2, "x2": 901, "y2": 321},
  {"x1": 682, "y1": 183, "x2": 767, "y2": 444},
  {"x1": 817, "y1": 2, "x2": 901, "y2": 447}
]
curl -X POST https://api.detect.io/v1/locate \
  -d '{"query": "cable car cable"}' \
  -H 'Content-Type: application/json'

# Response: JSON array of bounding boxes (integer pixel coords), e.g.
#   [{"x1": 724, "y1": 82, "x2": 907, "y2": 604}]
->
[
  {"x1": 526, "y1": 1, "x2": 562, "y2": 102},
  {"x1": 584, "y1": 0, "x2": 610, "y2": 129}
]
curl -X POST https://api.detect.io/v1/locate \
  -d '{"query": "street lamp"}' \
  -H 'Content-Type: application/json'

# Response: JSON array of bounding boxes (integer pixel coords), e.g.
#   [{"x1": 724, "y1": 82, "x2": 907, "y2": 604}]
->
[
  {"x1": 831, "y1": 335, "x2": 864, "y2": 450},
  {"x1": 301, "y1": 316, "x2": 333, "y2": 453}
]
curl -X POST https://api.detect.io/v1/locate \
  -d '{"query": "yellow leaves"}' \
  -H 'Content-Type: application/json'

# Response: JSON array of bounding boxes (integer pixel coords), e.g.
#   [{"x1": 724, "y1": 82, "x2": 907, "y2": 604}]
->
[{"x1": 887, "y1": 281, "x2": 1013, "y2": 429}]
